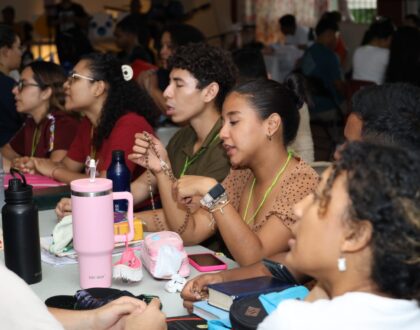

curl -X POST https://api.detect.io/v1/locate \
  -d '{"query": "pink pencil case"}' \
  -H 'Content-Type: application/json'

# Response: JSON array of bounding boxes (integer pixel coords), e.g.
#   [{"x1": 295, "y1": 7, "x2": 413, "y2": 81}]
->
[
  {"x1": 3, "y1": 174, "x2": 65, "y2": 190},
  {"x1": 140, "y1": 231, "x2": 190, "y2": 279}
]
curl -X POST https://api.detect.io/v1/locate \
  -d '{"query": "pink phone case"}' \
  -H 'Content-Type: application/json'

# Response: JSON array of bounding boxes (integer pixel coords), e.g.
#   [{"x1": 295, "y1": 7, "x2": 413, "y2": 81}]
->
[{"x1": 188, "y1": 253, "x2": 227, "y2": 272}]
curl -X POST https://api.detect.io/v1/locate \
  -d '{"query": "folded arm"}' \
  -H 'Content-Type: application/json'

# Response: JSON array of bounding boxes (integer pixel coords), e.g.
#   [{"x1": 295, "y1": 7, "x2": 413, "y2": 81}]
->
[{"x1": 174, "y1": 176, "x2": 292, "y2": 266}]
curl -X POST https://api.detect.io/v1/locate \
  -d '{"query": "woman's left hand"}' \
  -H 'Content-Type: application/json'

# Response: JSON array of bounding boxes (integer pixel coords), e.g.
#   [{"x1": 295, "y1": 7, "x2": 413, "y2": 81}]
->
[
  {"x1": 173, "y1": 176, "x2": 217, "y2": 205},
  {"x1": 11, "y1": 156, "x2": 35, "y2": 174}
]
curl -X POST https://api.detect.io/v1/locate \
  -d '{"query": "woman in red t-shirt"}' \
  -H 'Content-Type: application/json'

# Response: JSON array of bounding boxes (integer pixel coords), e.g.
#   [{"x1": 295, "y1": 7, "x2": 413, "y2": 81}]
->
[
  {"x1": 21, "y1": 53, "x2": 157, "y2": 184},
  {"x1": 1, "y1": 61, "x2": 79, "y2": 171}
]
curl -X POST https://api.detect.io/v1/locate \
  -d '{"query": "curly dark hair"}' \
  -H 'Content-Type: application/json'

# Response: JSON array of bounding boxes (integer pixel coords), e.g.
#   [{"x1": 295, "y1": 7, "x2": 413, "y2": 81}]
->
[
  {"x1": 320, "y1": 142, "x2": 420, "y2": 302},
  {"x1": 81, "y1": 53, "x2": 158, "y2": 150},
  {"x1": 27, "y1": 61, "x2": 66, "y2": 113},
  {"x1": 231, "y1": 76, "x2": 304, "y2": 146},
  {"x1": 352, "y1": 83, "x2": 420, "y2": 151},
  {"x1": 167, "y1": 42, "x2": 238, "y2": 110}
]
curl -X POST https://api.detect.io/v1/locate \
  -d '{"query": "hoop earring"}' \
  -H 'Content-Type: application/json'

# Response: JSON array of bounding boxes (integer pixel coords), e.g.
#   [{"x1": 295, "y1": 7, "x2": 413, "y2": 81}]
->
[{"x1": 337, "y1": 256, "x2": 346, "y2": 272}]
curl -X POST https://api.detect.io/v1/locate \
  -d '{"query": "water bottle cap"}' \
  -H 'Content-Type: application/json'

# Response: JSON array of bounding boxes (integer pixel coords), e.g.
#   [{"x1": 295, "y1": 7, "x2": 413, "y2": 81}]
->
[
  {"x1": 112, "y1": 150, "x2": 125, "y2": 159},
  {"x1": 5, "y1": 177, "x2": 33, "y2": 203}
]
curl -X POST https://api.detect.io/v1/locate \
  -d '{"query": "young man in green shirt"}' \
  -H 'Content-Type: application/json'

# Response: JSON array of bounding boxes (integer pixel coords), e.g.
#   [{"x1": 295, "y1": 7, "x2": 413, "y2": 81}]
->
[
  {"x1": 55, "y1": 43, "x2": 236, "y2": 231},
  {"x1": 130, "y1": 43, "x2": 237, "y2": 233}
]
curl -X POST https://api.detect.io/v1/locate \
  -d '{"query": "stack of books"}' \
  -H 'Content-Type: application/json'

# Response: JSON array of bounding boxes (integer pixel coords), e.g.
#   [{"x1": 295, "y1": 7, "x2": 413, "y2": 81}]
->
[{"x1": 193, "y1": 276, "x2": 293, "y2": 320}]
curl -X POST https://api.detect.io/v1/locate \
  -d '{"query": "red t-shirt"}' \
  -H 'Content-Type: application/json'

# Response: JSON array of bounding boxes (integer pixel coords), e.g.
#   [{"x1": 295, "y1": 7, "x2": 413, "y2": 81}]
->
[
  {"x1": 66, "y1": 112, "x2": 154, "y2": 180},
  {"x1": 10, "y1": 111, "x2": 80, "y2": 158},
  {"x1": 131, "y1": 59, "x2": 157, "y2": 80},
  {"x1": 335, "y1": 35, "x2": 347, "y2": 66}
]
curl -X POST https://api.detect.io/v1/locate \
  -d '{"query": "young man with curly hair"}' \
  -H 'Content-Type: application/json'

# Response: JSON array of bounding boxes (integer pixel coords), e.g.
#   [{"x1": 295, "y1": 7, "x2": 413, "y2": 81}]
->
[{"x1": 127, "y1": 43, "x2": 237, "y2": 244}]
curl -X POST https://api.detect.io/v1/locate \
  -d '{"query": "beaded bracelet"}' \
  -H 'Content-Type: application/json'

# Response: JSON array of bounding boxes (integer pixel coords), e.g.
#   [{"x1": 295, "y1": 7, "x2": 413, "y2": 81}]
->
[{"x1": 208, "y1": 199, "x2": 230, "y2": 229}]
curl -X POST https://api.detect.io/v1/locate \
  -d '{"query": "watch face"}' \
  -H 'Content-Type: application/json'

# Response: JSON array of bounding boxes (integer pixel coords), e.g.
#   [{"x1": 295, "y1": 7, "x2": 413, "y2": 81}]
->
[
  {"x1": 202, "y1": 194, "x2": 213, "y2": 204},
  {"x1": 201, "y1": 194, "x2": 214, "y2": 207},
  {"x1": 209, "y1": 183, "x2": 225, "y2": 199},
  {"x1": 200, "y1": 198, "x2": 210, "y2": 208}
]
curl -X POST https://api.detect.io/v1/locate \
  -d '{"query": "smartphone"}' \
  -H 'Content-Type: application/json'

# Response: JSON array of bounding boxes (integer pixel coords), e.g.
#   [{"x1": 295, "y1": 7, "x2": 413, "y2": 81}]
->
[{"x1": 188, "y1": 253, "x2": 227, "y2": 272}]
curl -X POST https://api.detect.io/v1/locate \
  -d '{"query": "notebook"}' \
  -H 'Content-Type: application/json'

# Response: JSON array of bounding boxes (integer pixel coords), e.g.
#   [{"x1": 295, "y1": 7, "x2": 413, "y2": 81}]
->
[
  {"x1": 192, "y1": 300, "x2": 229, "y2": 321},
  {"x1": 3, "y1": 174, "x2": 65, "y2": 189}
]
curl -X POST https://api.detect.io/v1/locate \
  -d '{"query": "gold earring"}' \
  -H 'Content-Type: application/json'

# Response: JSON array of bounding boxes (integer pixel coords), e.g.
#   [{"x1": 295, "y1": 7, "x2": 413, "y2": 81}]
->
[{"x1": 267, "y1": 134, "x2": 272, "y2": 141}]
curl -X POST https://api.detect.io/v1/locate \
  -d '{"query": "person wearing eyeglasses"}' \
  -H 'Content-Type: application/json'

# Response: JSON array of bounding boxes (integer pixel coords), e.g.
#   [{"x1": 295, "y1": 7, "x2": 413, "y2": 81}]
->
[
  {"x1": 1, "y1": 61, "x2": 80, "y2": 172},
  {"x1": 19, "y1": 53, "x2": 157, "y2": 184},
  {"x1": 0, "y1": 24, "x2": 23, "y2": 152}
]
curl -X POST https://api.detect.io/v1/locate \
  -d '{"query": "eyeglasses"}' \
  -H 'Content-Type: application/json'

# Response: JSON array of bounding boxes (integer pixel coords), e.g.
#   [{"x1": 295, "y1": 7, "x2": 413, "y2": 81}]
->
[
  {"x1": 67, "y1": 72, "x2": 97, "y2": 84},
  {"x1": 15, "y1": 80, "x2": 42, "y2": 92}
]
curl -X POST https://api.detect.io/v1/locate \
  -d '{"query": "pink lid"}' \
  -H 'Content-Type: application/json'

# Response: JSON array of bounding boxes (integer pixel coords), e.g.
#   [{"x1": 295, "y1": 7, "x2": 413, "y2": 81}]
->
[{"x1": 70, "y1": 178, "x2": 112, "y2": 193}]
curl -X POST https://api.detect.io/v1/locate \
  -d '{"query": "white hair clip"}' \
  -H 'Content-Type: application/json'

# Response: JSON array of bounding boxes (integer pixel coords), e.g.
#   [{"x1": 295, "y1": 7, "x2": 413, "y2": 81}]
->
[{"x1": 121, "y1": 64, "x2": 133, "y2": 81}]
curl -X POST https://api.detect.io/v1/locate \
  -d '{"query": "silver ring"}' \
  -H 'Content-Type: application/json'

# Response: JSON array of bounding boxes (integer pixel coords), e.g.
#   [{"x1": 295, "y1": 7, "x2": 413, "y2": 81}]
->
[{"x1": 71, "y1": 189, "x2": 112, "y2": 197}]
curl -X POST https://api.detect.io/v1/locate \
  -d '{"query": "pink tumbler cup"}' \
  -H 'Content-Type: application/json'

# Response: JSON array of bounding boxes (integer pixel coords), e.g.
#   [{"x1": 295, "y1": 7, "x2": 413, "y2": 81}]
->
[{"x1": 71, "y1": 178, "x2": 134, "y2": 289}]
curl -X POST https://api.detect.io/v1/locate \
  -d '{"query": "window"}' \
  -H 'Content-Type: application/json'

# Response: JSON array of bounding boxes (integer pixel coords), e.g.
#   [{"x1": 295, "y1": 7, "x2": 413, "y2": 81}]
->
[{"x1": 348, "y1": 0, "x2": 377, "y2": 23}]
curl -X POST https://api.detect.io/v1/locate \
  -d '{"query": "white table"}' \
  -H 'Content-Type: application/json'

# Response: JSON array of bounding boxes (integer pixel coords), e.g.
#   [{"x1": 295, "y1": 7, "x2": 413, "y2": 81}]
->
[{"x1": 1, "y1": 210, "x2": 237, "y2": 317}]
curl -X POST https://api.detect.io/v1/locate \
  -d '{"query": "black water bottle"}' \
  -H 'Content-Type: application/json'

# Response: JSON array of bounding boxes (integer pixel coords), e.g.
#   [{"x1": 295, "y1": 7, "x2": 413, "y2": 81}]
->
[
  {"x1": 1, "y1": 169, "x2": 42, "y2": 284},
  {"x1": 107, "y1": 150, "x2": 131, "y2": 218}
]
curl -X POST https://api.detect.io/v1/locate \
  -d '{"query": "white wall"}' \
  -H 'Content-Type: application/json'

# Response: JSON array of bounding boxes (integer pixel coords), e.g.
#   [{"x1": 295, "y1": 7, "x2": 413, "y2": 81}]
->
[{"x1": 340, "y1": 21, "x2": 369, "y2": 72}]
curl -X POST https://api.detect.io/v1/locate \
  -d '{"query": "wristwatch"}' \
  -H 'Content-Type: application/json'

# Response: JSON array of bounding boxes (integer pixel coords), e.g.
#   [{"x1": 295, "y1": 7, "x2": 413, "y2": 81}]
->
[{"x1": 200, "y1": 183, "x2": 227, "y2": 209}]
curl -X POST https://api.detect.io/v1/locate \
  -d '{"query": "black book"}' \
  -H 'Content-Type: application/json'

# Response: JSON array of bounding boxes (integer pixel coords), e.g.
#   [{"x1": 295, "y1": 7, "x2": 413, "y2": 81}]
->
[{"x1": 207, "y1": 276, "x2": 293, "y2": 311}]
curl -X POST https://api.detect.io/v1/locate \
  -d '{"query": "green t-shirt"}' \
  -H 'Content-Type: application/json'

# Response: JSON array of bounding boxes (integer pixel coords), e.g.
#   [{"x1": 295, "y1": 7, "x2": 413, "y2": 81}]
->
[{"x1": 166, "y1": 118, "x2": 230, "y2": 181}]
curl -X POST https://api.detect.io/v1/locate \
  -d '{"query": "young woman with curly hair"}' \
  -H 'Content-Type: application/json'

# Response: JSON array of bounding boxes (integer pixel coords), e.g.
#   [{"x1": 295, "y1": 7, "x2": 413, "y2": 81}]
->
[
  {"x1": 258, "y1": 142, "x2": 420, "y2": 329},
  {"x1": 182, "y1": 142, "x2": 420, "y2": 329},
  {"x1": 21, "y1": 52, "x2": 157, "y2": 183},
  {"x1": 2, "y1": 61, "x2": 79, "y2": 170}
]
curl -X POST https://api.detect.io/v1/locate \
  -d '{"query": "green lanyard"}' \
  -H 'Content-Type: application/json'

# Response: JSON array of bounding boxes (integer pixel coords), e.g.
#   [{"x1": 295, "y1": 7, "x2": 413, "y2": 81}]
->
[
  {"x1": 243, "y1": 151, "x2": 293, "y2": 225},
  {"x1": 90, "y1": 126, "x2": 97, "y2": 160},
  {"x1": 179, "y1": 133, "x2": 220, "y2": 177},
  {"x1": 30, "y1": 126, "x2": 41, "y2": 157}
]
